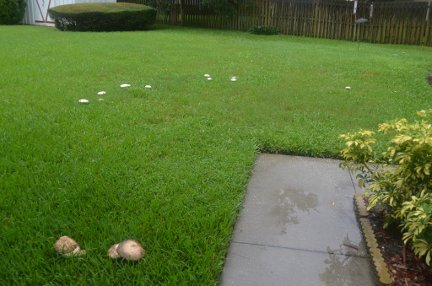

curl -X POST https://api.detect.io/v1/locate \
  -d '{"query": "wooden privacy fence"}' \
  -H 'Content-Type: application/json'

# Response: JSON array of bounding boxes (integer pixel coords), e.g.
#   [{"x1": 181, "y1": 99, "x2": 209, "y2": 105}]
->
[{"x1": 121, "y1": 0, "x2": 432, "y2": 46}]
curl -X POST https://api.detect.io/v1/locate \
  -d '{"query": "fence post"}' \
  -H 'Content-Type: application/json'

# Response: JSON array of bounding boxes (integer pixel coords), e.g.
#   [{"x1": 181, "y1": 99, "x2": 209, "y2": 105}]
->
[
  {"x1": 353, "y1": 0, "x2": 358, "y2": 41},
  {"x1": 425, "y1": 1, "x2": 431, "y2": 45},
  {"x1": 427, "y1": 1, "x2": 431, "y2": 22},
  {"x1": 180, "y1": 0, "x2": 184, "y2": 25},
  {"x1": 369, "y1": 2, "x2": 374, "y2": 42}
]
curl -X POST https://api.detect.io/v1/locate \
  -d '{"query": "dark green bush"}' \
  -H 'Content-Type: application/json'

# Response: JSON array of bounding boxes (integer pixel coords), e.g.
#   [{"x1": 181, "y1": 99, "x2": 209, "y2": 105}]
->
[
  {"x1": 249, "y1": 25, "x2": 280, "y2": 35},
  {"x1": 0, "y1": 0, "x2": 26, "y2": 25},
  {"x1": 48, "y1": 3, "x2": 157, "y2": 31}
]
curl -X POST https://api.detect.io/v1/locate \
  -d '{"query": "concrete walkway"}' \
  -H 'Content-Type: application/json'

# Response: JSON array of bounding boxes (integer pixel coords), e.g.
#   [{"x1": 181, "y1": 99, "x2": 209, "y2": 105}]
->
[{"x1": 220, "y1": 154, "x2": 377, "y2": 286}]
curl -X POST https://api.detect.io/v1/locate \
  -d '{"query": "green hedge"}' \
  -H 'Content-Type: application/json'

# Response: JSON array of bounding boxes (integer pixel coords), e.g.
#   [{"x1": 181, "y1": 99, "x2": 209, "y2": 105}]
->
[
  {"x1": 0, "y1": 0, "x2": 26, "y2": 25},
  {"x1": 48, "y1": 3, "x2": 157, "y2": 31}
]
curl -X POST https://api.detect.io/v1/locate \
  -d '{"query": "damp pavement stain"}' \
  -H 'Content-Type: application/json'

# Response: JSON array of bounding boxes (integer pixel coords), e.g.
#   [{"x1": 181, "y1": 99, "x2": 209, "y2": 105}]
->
[
  {"x1": 270, "y1": 187, "x2": 319, "y2": 234},
  {"x1": 220, "y1": 154, "x2": 376, "y2": 286}
]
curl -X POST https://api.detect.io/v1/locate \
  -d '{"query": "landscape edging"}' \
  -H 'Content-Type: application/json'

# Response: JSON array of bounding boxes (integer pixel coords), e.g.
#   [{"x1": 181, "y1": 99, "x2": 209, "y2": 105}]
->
[{"x1": 354, "y1": 193, "x2": 393, "y2": 285}]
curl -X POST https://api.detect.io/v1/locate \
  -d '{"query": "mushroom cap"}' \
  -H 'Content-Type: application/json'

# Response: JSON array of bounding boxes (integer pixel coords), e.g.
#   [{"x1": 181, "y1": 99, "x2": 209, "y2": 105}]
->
[
  {"x1": 108, "y1": 243, "x2": 121, "y2": 259},
  {"x1": 54, "y1": 236, "x2": 79, "y2": 254},
  {"x1": 117, "y1": 240, "x2": 145, "y2": 261}
]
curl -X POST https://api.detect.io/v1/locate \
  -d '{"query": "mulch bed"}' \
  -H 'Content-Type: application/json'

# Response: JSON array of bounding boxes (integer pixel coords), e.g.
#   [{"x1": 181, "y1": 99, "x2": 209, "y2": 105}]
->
[{"x1": 368, "y1": 209, "x2": 432, "y2": 286}]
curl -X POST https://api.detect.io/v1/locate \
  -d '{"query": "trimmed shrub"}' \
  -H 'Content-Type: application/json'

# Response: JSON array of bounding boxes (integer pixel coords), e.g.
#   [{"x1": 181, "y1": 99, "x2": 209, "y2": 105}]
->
[
  {"x1": 249, "y1": 25, "x2": 279, "y2": 35},
  {"x1": 48, "y1": 3, "x2": 157, "y2": 31},
  {"x1": 0, "y1": 0, "x2": 26, "y2": 25}
]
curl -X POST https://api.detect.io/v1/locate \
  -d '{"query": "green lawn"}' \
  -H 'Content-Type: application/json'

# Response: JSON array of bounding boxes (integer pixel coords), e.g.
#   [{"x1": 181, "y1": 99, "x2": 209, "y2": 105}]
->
[{"x1": 0, "y1": 25, "x2": 431, "y2": 285}]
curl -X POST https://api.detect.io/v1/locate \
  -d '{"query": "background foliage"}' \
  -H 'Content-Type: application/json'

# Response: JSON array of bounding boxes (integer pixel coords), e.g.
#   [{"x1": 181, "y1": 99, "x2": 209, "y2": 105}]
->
[
  {"x1": 0, "y1": 0, "x2": 26, "y2": 24},
  {"x1": 119, "y1": 0, "x2": 250, "y2": 15}
]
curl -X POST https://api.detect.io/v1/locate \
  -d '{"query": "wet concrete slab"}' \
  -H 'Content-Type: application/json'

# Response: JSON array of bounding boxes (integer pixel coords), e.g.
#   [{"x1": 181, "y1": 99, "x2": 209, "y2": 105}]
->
[
  {"x1": 220, "y1": 154, "x2": 376, "y2": 286},
  {"x1": 222, "y1": 243, "x2": 374, "y2": 286}
]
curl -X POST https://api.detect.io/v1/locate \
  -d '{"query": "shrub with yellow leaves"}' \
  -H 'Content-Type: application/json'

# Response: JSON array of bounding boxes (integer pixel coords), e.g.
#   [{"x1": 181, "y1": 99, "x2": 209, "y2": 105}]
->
[{"x1": 340, "y1": 110, "x2": 432, "y2": 265}]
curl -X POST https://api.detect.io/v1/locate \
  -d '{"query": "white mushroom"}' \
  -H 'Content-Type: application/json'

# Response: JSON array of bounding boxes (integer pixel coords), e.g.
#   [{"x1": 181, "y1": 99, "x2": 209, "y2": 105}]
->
[
  {"x1": 207, "y1": 77, "x2": 212, "y2": 81},
  {"x1": 230, "y1": 76, "x2": 238, "y2": 82},
  {"x1": 144, "y1": 85, "x2": 152, "y2": 89},
  {"x1": 345, "y1": 86, "x2": 351, "y2": 90},
  {"x1": 120, "y1": 84, "x2": 131, "y2": 88},
  {"x1": 97, "y1": 91, "x2": 106, "y2": 95},
  {"x1": 78, "y1": 99, "x2": 89, "y2": 104},
  {"x1": 109, "y1": 240, "x2": 145, "y2": 261},
  {"x1": 54, "y1": 236, "x2": 85, "y2": 256},
  {"x1": 204, "y1": 74, "x2": 210, "y2": 78}
]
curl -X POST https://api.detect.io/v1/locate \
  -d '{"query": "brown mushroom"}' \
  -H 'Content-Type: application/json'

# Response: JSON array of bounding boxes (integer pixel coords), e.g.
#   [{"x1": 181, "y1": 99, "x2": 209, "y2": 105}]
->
[
  {"x1": 54, "y1": 236, "x2": 85, "y2": 256},
  {"x1": 107, "y1": 243, "x2": 121, "y2": 259},
  {"x1": 109, "y1": 240, "x2": 145, "y2": 261}
]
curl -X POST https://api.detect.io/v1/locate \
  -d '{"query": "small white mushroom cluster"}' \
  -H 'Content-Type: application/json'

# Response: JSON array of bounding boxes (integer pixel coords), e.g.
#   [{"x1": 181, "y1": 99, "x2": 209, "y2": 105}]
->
[
  {"x1": 54, "y1": 236, "x2": 86, "y2": 257},
  {"x1": 204, "y1": 74, "x2": 239, "y2": 82},
  {"x1": 79, "y1": 72, "x2": 244, "y2": 105},
  {"x1": 78, "y1": 83, "x2": 152, "y2": 105}
]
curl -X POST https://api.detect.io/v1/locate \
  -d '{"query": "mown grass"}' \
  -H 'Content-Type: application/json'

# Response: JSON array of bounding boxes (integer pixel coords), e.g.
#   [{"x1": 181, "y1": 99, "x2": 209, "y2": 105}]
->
[{"x1": 0, "y1": 25, "x2": 431, "y2": 285}]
